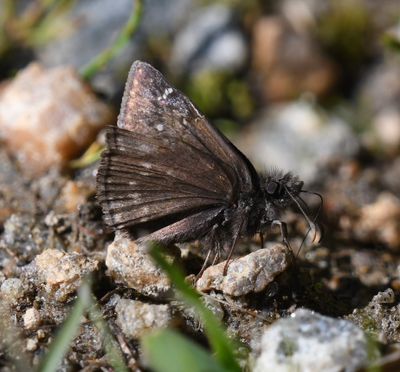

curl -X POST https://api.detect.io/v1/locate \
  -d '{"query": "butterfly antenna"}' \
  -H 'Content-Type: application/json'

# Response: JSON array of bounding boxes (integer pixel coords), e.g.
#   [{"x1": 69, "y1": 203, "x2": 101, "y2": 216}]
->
[
  {"x1": 296, "y1": 224, "x2": 312, "y2": 258},
  {"x1": 300, "y1": 190, "x2": 324, "y2": 242},
  {"x1": 301, "y1": 190, "x2": 323, "y2": 223},
  {"x1": 284, "y1": 186, "x2": 318, "y2": 244}
]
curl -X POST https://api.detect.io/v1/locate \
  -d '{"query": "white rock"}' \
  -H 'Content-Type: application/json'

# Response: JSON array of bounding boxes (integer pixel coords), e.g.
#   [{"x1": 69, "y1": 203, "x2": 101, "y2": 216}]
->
[
  {"x1": 23, "y1": 308, "x2": 41, "y2": 330},
  {"x1": 115, "y1": 299, "x2": 171, "y2": 339},
  {"x1": 253, "y1": 309, "x2": 369, "y2": 372}
]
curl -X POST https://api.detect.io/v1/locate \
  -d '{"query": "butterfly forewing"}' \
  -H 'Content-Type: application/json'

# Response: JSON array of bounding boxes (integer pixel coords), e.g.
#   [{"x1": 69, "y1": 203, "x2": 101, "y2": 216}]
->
[{"x1": 117, "y1": 61, "x2": 259, "y2": 192}]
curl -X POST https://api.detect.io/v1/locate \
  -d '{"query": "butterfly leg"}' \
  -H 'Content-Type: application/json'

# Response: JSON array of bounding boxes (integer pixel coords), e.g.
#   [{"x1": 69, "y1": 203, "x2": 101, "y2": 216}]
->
[
  {"x1": 271, "y1": 220, "x2": 292, "y2": 250},
  {"x1": 211, "y1": 239, "x2": 222, "y2": 266},
  {"x1": 196, "y1": 248, "x2": 213, "y2": 280},
  {"x1": 196, "y1": 224, "x2": 220, "y2": 280},
  {"x1": 259, "y1": 232, "x2": 264, "y2": 249},
  {"x1": 223, "y1": 219, "x2": 244, "y2": 276}
]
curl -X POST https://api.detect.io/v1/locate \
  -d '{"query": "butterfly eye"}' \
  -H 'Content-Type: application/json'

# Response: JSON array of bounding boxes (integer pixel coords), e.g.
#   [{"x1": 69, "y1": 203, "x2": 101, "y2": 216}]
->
[{"x1": 266, "y1": 181, "x2": 280, "y2": 195}]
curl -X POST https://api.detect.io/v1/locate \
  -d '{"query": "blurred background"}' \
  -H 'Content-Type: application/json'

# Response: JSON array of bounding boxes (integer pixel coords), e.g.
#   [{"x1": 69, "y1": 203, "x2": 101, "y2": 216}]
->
[
  {"x1": 0, "y1": 0, "x2": 400, "y2": 370},
  {"x1": 1, "y1": 0, "x2": 400, "y2": 180},
  {"x1": 0, "y1": 0, "x2": 399, "y2": 282},
  {"x1": 1, "y1": 0, "x2": 399, "y2": 247}
]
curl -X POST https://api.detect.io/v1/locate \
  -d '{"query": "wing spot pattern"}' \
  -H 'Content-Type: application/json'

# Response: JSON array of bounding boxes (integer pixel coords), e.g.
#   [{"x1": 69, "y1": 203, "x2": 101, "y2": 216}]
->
[
  {"x1": 142, "y1": 162, "x2": 152, "y2": 169},
  {"x1": 157, "y1": 87, "x2": 174, "y2": 101}
]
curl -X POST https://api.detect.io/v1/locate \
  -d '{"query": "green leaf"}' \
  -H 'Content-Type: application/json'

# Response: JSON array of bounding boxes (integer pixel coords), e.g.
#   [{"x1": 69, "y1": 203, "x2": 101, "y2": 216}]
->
[
  {"x1": 142, "y1": 329, "x2": 228, "y2": 372},
  {"x1": 149, "y1": 244, "x2": 241, "y2": 372}
]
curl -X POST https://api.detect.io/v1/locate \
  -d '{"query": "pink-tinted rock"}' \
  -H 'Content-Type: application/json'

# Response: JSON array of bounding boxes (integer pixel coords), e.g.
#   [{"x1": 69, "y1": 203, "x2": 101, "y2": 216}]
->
[
  {"x1": 0, "y1": 63, "x2": 114, "y2": 176},
  {"x1": 106, "y1": 233, "x2": 178, "y2": 298},
  {"x1": 252, "y1": 17, "x2": 336, "y2": 101},
  {"x1": 355, "y1": 193, "x2": 400, "y2": 250},
  {"x1": 24, "y1": 249, "x2": 99, "y2": 302}
]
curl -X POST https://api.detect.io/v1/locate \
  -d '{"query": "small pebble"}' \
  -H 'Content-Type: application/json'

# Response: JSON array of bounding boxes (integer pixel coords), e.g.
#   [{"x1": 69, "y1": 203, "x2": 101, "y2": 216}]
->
[
  {"x1": 26, "y1": 338, "x2": 38, "y2": 352},
  {"x1": 0, "y1": 278, "x2": 25, "y2": 304},
  {"x1": 197, "y1": 244, "x2": 291, "y2": 296},
  {"x1": 37, "y1": 329, "x2": 46, "y2": 340},
  {"x1": 106, "y1": 233, "x2": 176, "y2": 298},
  {"x1": 372, "y1": 288, "x2": 395, "y2": 304},
  {"x1": 23, "y1": 249, "x2": 98, "y2": 302},
  {"x1": 348, "y1": 288, "x2": 400, "y2": 343},
  {"x1": 23, "y1": 308, "x2": 41, "y2": 330},
  {"x1": 115, "y1": 299, "x2": 171, "y2": 339},
  {"x1": 356, "y1": 192, "x2": 400, "y2": 250}
]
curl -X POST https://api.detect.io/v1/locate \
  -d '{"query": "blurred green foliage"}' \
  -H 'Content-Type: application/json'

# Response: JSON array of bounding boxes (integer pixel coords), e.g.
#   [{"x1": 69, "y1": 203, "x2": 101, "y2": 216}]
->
[
  {"x1": 143, "y1": 330, "x2": 230, "y2": 372},
  {"x1": 0, "y1": 0, "x2": 76, "y2": 77},
  {"x1": 383, "y1": 23, "x2": 400, "y2": 54},
  {"x1": 81, "y1": 0, "x2": 143, "y2": 80},
  {"x1": 316, "y1": 0, "x2": 372, "y2": 72},
  {"x1": 0, "y1": 0, "x2": 75, "y2": 54},
  {"x1": 186, "y1": 70, "x2": 255, "y2": 122}
]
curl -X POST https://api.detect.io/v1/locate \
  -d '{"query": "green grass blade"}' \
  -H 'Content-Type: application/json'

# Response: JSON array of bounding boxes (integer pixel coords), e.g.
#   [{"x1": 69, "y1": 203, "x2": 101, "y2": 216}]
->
[
  {"x1": 149, "y1": 244, "x2": 241, "y2": 372},
  {"x1": 69, "y1": 141, "x2": 103, "y2": 169},
  {"x1": 80, "y1": 0, "x2": 144, "y2": 80},
  {"x1": 39, "y1": 281, "x2": 91, "y2": 372},
  {"x1": 142, "y1": 329, "x2": 229, "y2": 372}
]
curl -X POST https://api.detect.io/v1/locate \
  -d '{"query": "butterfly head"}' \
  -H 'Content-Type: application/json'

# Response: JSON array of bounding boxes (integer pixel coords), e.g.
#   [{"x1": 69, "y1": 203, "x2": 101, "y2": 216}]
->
[
  {"x1": 263, "y1": 171, "x2": 303, "y2": 209},
  {"x1": 262, "y1": 170, "x2": 323, "y2": 245}
]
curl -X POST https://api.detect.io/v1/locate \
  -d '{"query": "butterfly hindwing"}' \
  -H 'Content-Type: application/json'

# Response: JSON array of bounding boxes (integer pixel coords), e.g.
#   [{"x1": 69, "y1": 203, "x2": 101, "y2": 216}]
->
[{"x1": 97, "y1": 61, "x2": 260, "y2": 240}]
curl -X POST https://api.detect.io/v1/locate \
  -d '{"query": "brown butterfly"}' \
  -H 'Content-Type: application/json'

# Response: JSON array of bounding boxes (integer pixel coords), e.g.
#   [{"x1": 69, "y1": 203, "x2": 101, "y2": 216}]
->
[{"x1": 96, "y1": 61, "x2": 321, "y2": 272}]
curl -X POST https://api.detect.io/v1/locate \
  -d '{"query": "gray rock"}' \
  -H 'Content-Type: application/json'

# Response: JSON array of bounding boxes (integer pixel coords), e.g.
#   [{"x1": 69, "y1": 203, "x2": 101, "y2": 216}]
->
[
  {"x1": 0, "y1": 278, "x2": 26, "y2": 304},
  {"x1": 1, "y1": 214, "x2": 46, "y2": 262},
  {"x1": 170, "y1": 4, "x2": 247, "y2": 75},
  {"x1": 38, "y1": 0, "x2": 195, "y2": 96},
  {"x1": 253, "y1": 308, "x2": 370, "y2": 372},
  {"x1": 371, "y1": 288, "x2": 395, "y2": 304},
  {"x1": 347, "y1": 288, "x2": 400, "y2": 344},
  {"x1": 358, "y1": 61, "x2": 400, "y2": 114},
  {"x1": 237, "y1": 101, "x2": 360, "y2": 183},
  {"x1": 196, "y1": 244, "x2": 291, "y2": 297},
  {"x1": 115, "y1": 298, "x2": 171, "y2": 339}
]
